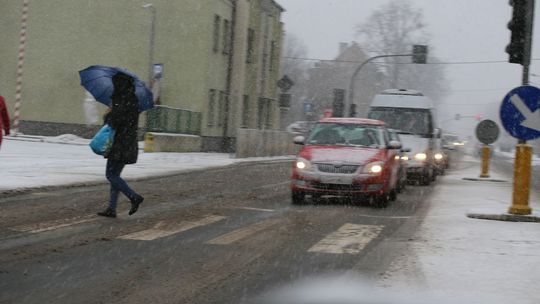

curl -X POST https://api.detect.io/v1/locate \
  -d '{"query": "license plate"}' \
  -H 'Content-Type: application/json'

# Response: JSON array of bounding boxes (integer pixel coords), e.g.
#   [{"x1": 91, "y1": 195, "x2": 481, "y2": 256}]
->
[{"x1": 320, "y1": 175, "x2": 353, "y2": 185}]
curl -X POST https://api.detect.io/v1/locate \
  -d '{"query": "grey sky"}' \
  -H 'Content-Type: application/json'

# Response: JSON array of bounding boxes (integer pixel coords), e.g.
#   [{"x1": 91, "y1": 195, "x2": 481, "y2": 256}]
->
[{"x1": 278, "y1": 0, "x2": 540, "y2": 136}]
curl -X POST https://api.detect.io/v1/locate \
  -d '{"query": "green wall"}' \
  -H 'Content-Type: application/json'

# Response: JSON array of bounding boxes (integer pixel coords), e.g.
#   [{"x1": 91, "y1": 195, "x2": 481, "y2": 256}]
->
[{"x1": 0, "y1": 0, "x2": 233, "y2": 137}]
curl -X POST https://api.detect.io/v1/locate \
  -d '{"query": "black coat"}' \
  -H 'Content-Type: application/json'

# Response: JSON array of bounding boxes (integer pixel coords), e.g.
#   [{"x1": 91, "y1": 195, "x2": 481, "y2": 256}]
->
[{"x1": 105, "y1": 94, "x2": 139, "y2": 164}]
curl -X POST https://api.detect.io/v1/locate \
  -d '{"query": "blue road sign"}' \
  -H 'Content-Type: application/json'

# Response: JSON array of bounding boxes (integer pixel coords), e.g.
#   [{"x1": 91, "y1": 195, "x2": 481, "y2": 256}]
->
[
  {"x1": 500, "y1": 85, "x2": 540, "y2": 141},
  {"x1": 303, "y1": 102, "x2": 314, "y2": 114}
]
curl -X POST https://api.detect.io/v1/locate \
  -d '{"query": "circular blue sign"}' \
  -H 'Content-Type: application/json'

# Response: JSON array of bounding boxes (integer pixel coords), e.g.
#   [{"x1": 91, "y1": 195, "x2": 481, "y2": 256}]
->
[{"x1": 500, "y1": 85, "x2": 540, "y2": 141}]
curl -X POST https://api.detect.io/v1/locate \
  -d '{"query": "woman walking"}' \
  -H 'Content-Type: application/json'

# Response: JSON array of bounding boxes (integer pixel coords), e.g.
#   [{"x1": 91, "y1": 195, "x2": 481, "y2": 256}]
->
[{"x1": 98, "y1": 72, "x2": 144, "y2": 218}]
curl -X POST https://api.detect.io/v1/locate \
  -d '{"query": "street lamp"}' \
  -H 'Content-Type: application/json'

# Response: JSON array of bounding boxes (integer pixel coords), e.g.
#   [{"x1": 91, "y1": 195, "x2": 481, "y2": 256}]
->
[{"x1": 142, "y1": 3, "x2": 156, "y2": 84}]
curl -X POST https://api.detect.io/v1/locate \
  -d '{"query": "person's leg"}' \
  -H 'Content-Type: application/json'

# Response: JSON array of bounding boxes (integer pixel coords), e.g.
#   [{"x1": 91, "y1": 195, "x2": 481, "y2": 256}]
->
[{"x1": 106, "y1": 159, "x2": 138, "y2": 201}]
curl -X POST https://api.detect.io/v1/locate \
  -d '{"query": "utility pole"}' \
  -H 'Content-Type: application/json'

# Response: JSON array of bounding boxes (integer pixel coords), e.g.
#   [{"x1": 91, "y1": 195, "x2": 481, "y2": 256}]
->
[
  {"x1": 346, "y1": 45, "x2": 427, "y2": 117},
  {"x1": 142, "y1": 3, "x2": 156, "y2": 84},
  {"x1": 505, "y1": 0, "x2": 536, "y2": 215},
  {"x1": 12, "y1": 0, "x2": 31, "y2": 135}
]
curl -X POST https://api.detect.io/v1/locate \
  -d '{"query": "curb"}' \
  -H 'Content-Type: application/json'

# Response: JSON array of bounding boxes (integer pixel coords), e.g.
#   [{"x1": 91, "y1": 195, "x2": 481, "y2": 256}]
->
[
  {"x1": 467, "y1": 212, "x2": 540, "y2": 223},
  {"x1": 462, "y1": 177, "x2": 508, "y2": 183},
  {"x1": 0, "y1": 158, "x2": 294, "y2": 199}
]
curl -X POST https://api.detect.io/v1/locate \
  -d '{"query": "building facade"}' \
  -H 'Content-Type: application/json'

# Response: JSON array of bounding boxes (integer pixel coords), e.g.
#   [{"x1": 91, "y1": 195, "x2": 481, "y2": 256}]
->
[
  {"x1": 306, "y1": 42, "x2": 385, "y2": 118},
  {"x1": 0, "y1": 0, "x2": 284, "y2": 151}
]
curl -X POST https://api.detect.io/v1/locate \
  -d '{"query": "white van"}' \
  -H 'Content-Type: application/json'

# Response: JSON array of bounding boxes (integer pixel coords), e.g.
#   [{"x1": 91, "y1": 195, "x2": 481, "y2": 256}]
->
[{"x1": 367, "y1": 89, "x2": 443, "y2": 185}]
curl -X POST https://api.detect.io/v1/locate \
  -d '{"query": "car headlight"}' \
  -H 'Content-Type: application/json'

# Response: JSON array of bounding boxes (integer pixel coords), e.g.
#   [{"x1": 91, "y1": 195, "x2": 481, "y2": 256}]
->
[
  {"x1": 295, "y1": 157, "x2": 312, "y2": 170},
  {"x1": 401, "y1": 155, "x2": 409, "y2": 161},
  {"x1": 414, "y1": 153, "x2": 427, "y2": 161},
  {"x1": 363, "y1": 162, "x2": 384, "y2": 174},
  {"x1": 434, "y1": 153, "x2": 444, "y2": 161}
]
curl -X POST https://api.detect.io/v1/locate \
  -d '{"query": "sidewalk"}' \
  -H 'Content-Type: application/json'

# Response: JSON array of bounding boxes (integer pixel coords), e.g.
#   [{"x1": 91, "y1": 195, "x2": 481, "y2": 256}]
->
[
  {"x1": 379, "y1": 155, "x2": 540, "y2": 303},
  {"x1": 0, "y1": 135, "x2": 293, "y2": 194}
]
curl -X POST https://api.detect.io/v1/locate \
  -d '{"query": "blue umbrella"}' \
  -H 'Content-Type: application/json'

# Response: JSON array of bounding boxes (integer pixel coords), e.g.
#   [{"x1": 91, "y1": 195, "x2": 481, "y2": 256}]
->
[{"x1": 79, "y1": 65, "x2": 154, "y2": 112}]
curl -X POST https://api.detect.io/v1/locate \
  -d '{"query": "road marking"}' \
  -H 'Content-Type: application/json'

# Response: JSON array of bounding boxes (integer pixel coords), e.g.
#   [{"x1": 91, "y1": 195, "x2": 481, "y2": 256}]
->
[
  {"x1": 118, "y1": 215, "x2": 226, "y2": 241},
  {"x1": 308, "y1": 223, "x2": 384, "y2": 254},
  {"x1": 207, "y1": 218, "x2": 280, "y2": 245},
  {"x1": 9, "y1": 215, "x2": 96, "y2": 233},
  {"x1": 231, "y1": 206, "x2": 276, "y2": 212}
]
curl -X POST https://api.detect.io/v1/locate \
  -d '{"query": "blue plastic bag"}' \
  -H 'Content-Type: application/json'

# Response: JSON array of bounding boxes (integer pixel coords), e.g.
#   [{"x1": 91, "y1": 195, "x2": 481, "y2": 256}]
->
[{"x1": 90, "y1": 124, "x2": 115, "y2": 155}]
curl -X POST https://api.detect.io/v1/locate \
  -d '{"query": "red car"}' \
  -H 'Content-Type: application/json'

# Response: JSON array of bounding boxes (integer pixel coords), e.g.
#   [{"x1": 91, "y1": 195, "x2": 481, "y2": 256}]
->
[{"x1": 291, "y1": 118, "x2": 402, "y2": 208}]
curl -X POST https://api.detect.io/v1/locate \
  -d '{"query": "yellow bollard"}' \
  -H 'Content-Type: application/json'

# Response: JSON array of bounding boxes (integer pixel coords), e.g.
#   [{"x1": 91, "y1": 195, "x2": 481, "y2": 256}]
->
[
  {"x1": 509, "y1": 144, "x2": 532, "y2": 215},
  {"x1": 144, "y1": 133, "x2": 154, "y2": 153},
  {"x1": 479, "y1": 145, "x2": 491, "y2": 178}
]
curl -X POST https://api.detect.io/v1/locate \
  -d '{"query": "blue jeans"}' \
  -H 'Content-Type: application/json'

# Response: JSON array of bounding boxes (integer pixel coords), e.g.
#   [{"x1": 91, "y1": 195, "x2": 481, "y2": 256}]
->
[{"x1": 106, "y1": 159, "x2": 137, "y2": 210}]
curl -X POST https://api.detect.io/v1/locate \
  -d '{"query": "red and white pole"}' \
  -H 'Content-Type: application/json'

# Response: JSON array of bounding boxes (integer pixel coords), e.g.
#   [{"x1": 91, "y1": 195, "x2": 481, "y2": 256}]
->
[{"x1": 12, "y1": 0, "x2": 30, "y2": 135}]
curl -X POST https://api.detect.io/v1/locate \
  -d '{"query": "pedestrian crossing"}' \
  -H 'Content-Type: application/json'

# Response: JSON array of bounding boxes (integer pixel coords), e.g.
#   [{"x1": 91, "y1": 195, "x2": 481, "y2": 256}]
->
[
  {"x1": 206, "y1": 218, "x2": 280, "y2": 245},
  {"x1": 4, "y1": 210, "x2": 386, "y2": 256},
  {"x1": 308, "y1": 224, "x2": 384, "y2": 254},
  {"x1": 117, "y1": 215, "x2": 226, "y2": 241}
]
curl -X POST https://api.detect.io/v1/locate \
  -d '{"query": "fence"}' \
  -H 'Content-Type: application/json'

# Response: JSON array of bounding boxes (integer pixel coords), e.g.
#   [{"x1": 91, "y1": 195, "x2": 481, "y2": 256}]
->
[
  {"x1": 235, "y1": 128, "x2": 300, "y2": 158},
  {"x1": 146, "y1": 105, "x2": 202, "y2": 135}
]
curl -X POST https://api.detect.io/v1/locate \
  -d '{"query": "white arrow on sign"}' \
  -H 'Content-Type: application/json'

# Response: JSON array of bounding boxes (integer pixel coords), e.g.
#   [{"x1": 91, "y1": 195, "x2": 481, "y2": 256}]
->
[{"x1": 510, "y1": 94, "x2": 540, "y2": 132}]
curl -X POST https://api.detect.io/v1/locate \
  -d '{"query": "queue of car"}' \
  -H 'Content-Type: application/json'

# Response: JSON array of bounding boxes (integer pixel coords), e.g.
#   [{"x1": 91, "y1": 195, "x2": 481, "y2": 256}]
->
[{"x1": 290, "y1": 89, "x2": 448, "y2": 208}]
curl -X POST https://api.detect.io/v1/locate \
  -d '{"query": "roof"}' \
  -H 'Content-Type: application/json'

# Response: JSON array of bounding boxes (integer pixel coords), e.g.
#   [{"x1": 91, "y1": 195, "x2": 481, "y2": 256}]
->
[
  {"x1": 371, "y1": 91, "x2": 434, "y2": 109},
  {"x1": 272, "y1": 0, "x2": 285, "y2": 12},
  {"x1": 380, "y1": 89, "x2": 424, "y2": 96},
  {"x1": 318, "y1": 117, "x2": 386, "y2": 126}
]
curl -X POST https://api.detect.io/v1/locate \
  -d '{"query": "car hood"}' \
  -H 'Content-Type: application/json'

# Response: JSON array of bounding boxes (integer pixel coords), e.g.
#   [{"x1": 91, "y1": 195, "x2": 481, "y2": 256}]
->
[
  {"x1": 399, "y1": 134, "x2": 430, "y2": 156},
  {"x1": 299, "y1": 145, "x2": 383, "y2": 165}
]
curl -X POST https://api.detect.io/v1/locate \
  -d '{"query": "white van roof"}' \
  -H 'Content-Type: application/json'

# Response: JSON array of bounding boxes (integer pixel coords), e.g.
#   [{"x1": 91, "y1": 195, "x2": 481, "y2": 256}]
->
[{"x1": 371, "y1": 89, "x2": 434, "y2": 109}]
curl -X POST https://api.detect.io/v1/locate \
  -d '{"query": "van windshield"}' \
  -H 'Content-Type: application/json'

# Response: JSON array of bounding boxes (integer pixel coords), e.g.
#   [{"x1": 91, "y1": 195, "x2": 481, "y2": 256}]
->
[
  {"x1": 368, "y1": 107, "x2": 432, "y2": 136},
  {"x1": 306, "y1": 123, "x2": 384, "y2": 147}
]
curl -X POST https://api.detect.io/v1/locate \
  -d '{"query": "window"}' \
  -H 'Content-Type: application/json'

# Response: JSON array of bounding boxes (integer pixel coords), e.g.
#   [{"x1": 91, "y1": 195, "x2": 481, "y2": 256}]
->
[
  {"x1": 246, "y1": 28, "x2": 255, "y2": 63},
  {"x1": 218, "y1": 91, "x2": 227, "y2": 127},
  {"x1": 257, "y1": 98, "x2": 271, "y2": 129},
  {"x1": 212, "y1": 15, "x2": 221, "y2": 53},
  {"x1": 207, "y1": 89, "x2": 216, "y2": 126},
  {"x1": 257, "y1": 98, "x2": 264, "y2": 129},
  {"x1": 242, "y1": 95, "x2": 249, "y2": 128},
  {"x1": 223, "y1": 19, "x2": 231, "y2": 55},
  {"x1": 269, "y1": 40, "x2": 277, "y2": 71},
  {"x1": 265, "y1": 99, "x2": 272, "y2": 128}
]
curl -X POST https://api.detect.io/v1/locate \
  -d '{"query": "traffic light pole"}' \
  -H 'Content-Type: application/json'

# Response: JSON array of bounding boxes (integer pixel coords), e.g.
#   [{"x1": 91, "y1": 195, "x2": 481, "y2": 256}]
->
[
  {"x1": 509, "y1": 0, "x2": 535, "y2": 215},
  {"x1": 347, "y1": 54, "x2": 412, "y2": 117}
]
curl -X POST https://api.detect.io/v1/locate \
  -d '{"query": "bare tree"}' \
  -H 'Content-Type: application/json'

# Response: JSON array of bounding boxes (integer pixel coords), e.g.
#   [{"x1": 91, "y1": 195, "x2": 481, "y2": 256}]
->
[
  {"x1": 355, "y1": 0, "x2": 449, "y2": 103},
  {"x1": 281, "y1": 33, "x2": 310, "y2": 124}
]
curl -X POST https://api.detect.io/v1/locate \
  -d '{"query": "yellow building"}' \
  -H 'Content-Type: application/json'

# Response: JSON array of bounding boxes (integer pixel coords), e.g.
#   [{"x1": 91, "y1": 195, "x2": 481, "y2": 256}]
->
[{"x1": 0, "y1": 0, "x2": 284, "y2": 151}]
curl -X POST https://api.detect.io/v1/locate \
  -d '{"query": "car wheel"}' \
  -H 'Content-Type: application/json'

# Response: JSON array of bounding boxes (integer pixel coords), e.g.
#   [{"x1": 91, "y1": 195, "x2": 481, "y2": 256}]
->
[
  {"x1": 291, "y1": 191, "x2": 306, "y2": 205},
  {"x1": 374, "y1": 194, "x2": 389, "y2": 208},
  {"x1": 421, "y1": 173, "x2": 431, "y2": 186},
  {"x1": 389, "y1": 189, "x2": 397, "y2": 201}
]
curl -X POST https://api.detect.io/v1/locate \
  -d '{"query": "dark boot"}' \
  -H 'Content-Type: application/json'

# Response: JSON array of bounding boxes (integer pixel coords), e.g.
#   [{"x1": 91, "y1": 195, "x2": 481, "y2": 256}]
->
[
  {"x1": 97, "y1": 207, "x2": 117, "y2": 218},
  {"x1": 129, "y1": 195, "x2": 144, "y2": 216}
]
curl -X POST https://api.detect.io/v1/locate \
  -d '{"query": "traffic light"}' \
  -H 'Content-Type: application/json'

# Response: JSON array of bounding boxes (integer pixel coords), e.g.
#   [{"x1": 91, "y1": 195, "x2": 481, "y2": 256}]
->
[
  {"x1": 506, "y1": 0, "x2": 533, "y2": 65},
  {"x1": 412, "y1": 45, "x2": 428, "y2": 64}
]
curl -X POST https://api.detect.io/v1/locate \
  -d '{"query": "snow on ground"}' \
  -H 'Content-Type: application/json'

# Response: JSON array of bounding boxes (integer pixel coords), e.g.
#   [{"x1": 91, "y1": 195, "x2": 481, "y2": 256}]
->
[
  {"x1": 379, "y1": 159, "x2": 540, "y2": 303},
  {"x1": 494, "y1": 148, "x2": 540, "y2": 166},
  {"x1": 0, "y1": 136, "x2": 293, "y2": 191}
]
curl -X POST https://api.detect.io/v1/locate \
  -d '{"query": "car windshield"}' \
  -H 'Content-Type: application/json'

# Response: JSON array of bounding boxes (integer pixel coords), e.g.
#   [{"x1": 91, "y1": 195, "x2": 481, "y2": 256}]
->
[
  {"x1": 306, "y1": 123, "x2": 383, "y2": 147},
  {"x1": 368, "y1": 107, "x2": 432, "y2": 136}
]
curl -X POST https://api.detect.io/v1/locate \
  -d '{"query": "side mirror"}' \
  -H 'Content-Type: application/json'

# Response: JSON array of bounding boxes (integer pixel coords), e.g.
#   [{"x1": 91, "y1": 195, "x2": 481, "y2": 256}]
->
[
  {"x1": 293, "y1": 136, "x2": 305, "y2": 145},
  {"x1": 434, "y1": 128, "x2": 442, "y2": 139},
  {"x1": 387, "y1": 140, "x2": 402, "y2": 150},
  {"x1": 443, "y1": 145, "x2": 455, "y2": 150},
  {"x1": 401, "y1": 147, "x2": 412, "y2": 152}
]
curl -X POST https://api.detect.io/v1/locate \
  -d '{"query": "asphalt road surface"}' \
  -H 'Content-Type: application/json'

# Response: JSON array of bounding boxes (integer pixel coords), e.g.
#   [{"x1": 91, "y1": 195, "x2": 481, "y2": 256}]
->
[{"x1": 0, "y1": 159, "x2": 449, "y2": 304}]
